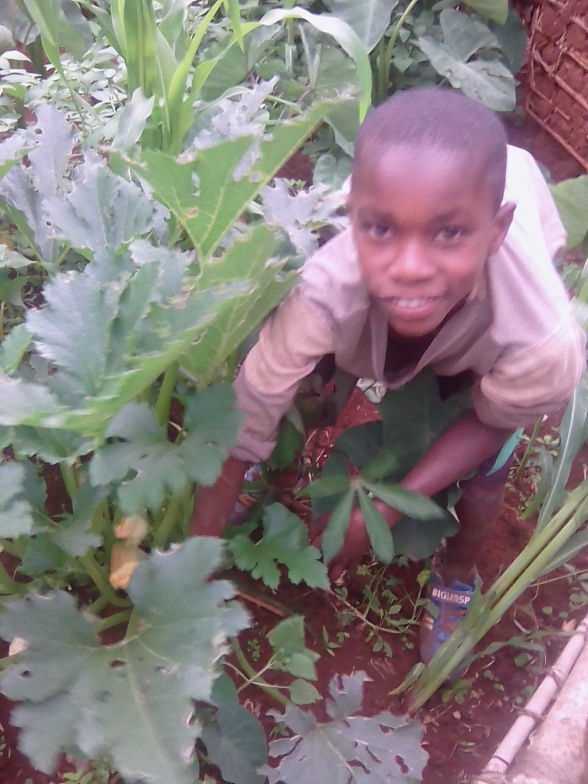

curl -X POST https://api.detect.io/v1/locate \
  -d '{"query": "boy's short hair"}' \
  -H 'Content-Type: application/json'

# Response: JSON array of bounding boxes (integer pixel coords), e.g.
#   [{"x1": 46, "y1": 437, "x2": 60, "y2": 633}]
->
[{"x1": 353, "y1": 87, "x2": 508, "y2": 211}]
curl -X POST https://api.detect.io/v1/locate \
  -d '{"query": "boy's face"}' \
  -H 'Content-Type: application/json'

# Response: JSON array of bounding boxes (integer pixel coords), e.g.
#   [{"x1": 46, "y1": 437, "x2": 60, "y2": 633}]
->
[{"x1": 349, "y1": 145, "x2": 515, "y2": 337}]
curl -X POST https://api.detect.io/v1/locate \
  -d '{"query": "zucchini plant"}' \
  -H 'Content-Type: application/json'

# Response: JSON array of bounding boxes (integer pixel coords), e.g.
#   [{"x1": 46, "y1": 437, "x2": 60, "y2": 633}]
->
[{"x1": 0, "y1": 84, "x2": 372, "y2": 784}]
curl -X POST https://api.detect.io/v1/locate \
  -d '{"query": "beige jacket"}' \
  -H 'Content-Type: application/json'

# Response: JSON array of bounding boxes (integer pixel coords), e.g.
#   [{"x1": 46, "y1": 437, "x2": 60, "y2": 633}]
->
[{"x1": 231, "y1": 146, "x2": 587, "y2": 463}]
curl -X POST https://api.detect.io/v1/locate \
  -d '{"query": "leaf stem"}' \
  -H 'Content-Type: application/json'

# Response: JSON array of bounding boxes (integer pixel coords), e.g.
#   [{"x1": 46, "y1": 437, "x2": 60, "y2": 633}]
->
[
  {"x1": 60, "y1": 463, "x2": 79, "y2": 500},
  {"x1": 153, "y1": 494, "x2": 182, "y2": 548},
  {"x1": 80, "y1": 552, "x2": 131, "y2": 609},
  {"x1": 378, "y1": 0, "x2": 420, "y2": 103},
  {"x1": 230, "y1": 638, "x2": 290, "y2": 708},
  {"x1": 154, "y1": 361, "x2": 179, "y2": 428},
  {"x1": 0, "y1": 561, "x2": 26, "y2": 595},
  {"x1": 96, "y1": 609, "x2": 132, "y2": 634}
]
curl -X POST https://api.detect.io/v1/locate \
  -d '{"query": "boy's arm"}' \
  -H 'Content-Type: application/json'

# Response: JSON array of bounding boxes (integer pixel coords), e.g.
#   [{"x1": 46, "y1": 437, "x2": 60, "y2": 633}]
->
[
  {"x1": 189, "y1": 457, "x2": 248, "y2": 537},
  {"x1": 325, "y1": 411, "x2": 513, "y2": 579},
  {"x1": 191, "y1": 285, "x2": 335, "y2": 537}
]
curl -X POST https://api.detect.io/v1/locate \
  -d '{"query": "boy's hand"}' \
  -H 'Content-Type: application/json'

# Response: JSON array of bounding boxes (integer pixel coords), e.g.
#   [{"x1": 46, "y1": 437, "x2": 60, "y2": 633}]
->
[
  {"x1": 311, "y1": 502, "x2": 402, "y2": 582},
  {"x1": 189, "y1": 457, "x2": 249, "y2": 538}
]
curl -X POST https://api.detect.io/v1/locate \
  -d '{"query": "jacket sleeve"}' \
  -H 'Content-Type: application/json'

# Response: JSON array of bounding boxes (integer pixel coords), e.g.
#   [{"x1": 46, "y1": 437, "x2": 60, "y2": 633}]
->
[
  {"x1": 472, "y1": 311, "x2": 586, "y2": 429},
  {"x1": 230, "y1": 285, "x2": 335, "y2": 463}
]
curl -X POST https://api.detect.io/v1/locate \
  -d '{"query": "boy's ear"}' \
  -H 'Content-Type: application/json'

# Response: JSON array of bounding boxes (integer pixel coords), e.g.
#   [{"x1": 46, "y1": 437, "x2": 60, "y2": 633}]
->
[{"x1": 490, "y1": 201, "x2": 516, "y2": 254}]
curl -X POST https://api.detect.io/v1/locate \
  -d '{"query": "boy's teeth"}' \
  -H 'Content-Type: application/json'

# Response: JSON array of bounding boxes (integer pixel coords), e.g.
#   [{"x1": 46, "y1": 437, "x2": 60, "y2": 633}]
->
[{"x1": 394, "y1": 298, "x2": 433, "y2": 308}]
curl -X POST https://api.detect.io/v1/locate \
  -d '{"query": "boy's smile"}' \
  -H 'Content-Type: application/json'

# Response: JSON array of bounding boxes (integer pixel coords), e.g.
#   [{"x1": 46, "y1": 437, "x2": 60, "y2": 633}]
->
[{"x1": 349, "y1": 146, "x2": 515, "y2": 337}]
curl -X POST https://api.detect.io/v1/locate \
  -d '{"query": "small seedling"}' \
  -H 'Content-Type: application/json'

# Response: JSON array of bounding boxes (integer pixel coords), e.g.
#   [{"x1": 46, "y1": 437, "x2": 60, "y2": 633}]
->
[{"x1": 247, "y1": 637, "x2": 261, "y2": 663}]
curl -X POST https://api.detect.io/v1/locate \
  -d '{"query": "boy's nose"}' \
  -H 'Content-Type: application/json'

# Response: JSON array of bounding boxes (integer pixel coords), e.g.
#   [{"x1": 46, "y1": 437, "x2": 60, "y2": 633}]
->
[{"x1": 389, "y1": 240, "x2": 435, "y2": 282}]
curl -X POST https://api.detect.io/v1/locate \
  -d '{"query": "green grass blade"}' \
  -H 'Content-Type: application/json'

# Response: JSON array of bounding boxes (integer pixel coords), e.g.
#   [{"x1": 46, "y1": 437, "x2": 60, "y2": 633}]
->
[{"x1": 537, "y1": 379, "x2": 588, "y2": 531}]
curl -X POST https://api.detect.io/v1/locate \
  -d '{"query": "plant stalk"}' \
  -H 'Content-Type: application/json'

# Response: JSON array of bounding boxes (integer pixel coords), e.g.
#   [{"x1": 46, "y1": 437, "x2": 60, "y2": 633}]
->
[
  {"x1": 80, "y1": 552, "x2": 131, "y2": 609},
  {"x1": 407, "y1": 493, "x2": 588, "y2": 711},
  {"x1": 153, "y1": 495, "x2": 183, "y2": 548},
  {"x1": 378, "y1": 0, "x2": 420, "y2": 103},
  {"x1": 61, "y1": 463, "x2": 79, "y2": 500},
  {"x1": 96, "y1": 609, "x2": 132, "y2": 634},
  {"x1": 230, "y1": 638, "x2": 290, "y2": 708},
  {"x1": 155, "y1": 361, "x2": 179, "y2": 428}
]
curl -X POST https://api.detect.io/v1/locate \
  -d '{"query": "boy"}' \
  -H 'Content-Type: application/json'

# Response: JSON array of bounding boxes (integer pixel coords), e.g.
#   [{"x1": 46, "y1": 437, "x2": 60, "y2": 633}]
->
[{"x1": 190, "y1": 88, "x2": 586, "y2": 662}]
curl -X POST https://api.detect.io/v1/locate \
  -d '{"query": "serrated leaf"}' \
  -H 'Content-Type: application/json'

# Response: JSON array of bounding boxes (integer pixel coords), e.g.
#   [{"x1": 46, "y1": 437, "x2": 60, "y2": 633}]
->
[
  {"x1": 0, "y1": 107, "x2": 73, "y2": 266},
  {"x1": 0, "y1": 323, "x2": 32, "y2": 374},
  {"x1": 289, "y1": 679, "x2": 321, "y2": 705},
  {"x1": 12, "y1": 426, "x2": 93, "y2": 465},
  {"x1": 262, "y1": 672, "x2": 427, "y2": 784},
  {"x1": 357, "y1": 486, "x2": 394, "y2": 564},
  {"x1": 27, "y1": 104, "x2": 74, "y2": 201},
  {"x1": 0, "y1": 129, "x2": 28, "y2": 180},
  {"x1": 202, "y1": 704, "x2": 267, "y2": 784},
  {"x1": 0, "y1": 539, "x2": 249, "y2": 784},
  {"x1": 19, "y1": 534, "x2": 68, "y2": 577},
  {"x1": 229, "y1": 504, "x2": 329, "y2": 590},
  {"x1": 331, "y1": 0, "x2": 399, "y2": 53},
  {"x1": 27, "y1": 272, "x2": 121, "y2": 399},
  {"x1": 132, "y1": 91, "x2": 352, "y2": 258},
  {"x1": 418, "y1": 10, "x2": 515, "y2": 112},
  {"x1": 46, "y1": 152, "x2": 154, "y2": 270},
  {"x1": 91, "y1": 390, "x2": 240, "y2": 513},
  {"x1": 0, "y1": 461, "x2": 34, "y2": 538}
]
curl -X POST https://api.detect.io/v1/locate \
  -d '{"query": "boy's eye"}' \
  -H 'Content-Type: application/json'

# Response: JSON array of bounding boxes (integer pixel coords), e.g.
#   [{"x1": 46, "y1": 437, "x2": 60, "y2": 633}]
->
[
  {"x1": 436, "y1": 226, "x2": 466, "y2": 242},
  {"x1": 365, "y1": 222, "x2": 392, "y2": 240}
]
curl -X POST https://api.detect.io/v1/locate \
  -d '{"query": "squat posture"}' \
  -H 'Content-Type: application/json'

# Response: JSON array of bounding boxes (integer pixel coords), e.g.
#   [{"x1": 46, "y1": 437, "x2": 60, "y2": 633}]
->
[{"x1": 190, "y1": 88, "x2": 586, "y2": 662}]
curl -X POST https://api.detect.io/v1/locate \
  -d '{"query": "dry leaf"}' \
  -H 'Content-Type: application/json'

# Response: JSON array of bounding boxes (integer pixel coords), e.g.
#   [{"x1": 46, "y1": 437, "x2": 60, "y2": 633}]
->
[{"x1": 110, "y1": 542, "x2": 147, "y2": 590}]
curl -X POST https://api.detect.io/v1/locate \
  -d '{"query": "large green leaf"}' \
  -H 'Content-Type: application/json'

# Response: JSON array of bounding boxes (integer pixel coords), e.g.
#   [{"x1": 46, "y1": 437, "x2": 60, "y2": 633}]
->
[
  {"x1": 90, "y1": 386, "x2": 241, "y2": 513},
  {"x1": 551, "y1": 176, "x2": 588, "y2": 251},
  {"x1": 132, "y1": 91, "x2": 352, "y2": 258},
  {"x1": 45, "y1": 153, "x2": 155, "y2": 271},
  {"x1": 0, "y1": 461, "x2": 35, "y2": 538},
  {"x1": 0, "y1": 106, "x2": 74, "y2": 265},
  {"x1": 262, "y1": 672, "x2": 427, "y2": 784},
  {"x1": 202, "y1": 704, "x2": 267, "y2": 784},
  {"x1": 178, "y1": 224, "x2": 297, "y2": 383},
  {"x1": 0, "y1": 538, "x2": 249, "y2": 784},
  {"x1": 229, "y1": 503, "x2": 329, "y2": 590},
  {"x1": 0, "y1": 130, "x2": 28, "y2": 181},
  {"x1": 418, "y1": 10, "x2": 515, "y2": 112},
  {"x1": 22, "y1": 0, "x2": 88, "y2": 66},
  {"x1": 331, "y1": 0, "x2": 399, "y2": 53},
  {"x1": 463, "y1": 0, "x2": 508, "y2": 24}
]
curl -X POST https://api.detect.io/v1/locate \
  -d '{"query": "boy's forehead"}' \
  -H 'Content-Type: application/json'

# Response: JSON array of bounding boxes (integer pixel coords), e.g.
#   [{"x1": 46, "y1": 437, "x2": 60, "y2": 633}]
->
[{"x1": 351, "y1": 145, "x2": 494, "y2": 213}]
